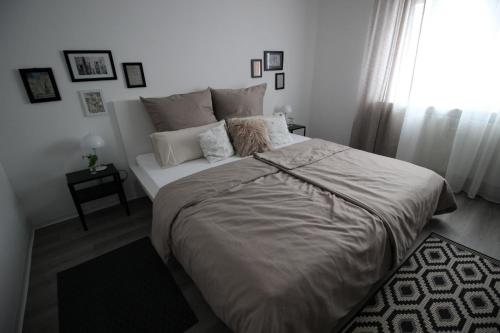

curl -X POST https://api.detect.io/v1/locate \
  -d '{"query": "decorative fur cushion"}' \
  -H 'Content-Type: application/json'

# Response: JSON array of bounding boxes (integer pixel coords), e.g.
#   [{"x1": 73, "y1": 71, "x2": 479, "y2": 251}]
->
[
  {"x1": 227, "y1": 118, "x2": 272, "y2": 157},
  {"x1": 242, "y1": 114, "x2": 293, "y2": 148}
]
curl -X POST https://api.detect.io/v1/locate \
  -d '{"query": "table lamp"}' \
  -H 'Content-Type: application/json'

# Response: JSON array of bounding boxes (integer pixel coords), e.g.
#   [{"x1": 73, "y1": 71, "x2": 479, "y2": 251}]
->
[
  {"x1": 81, "y1": 133, "x2": 107, "y2": 173},
  {"x1": 274, "y1": 105, "x2": 294, "y2": 124}
]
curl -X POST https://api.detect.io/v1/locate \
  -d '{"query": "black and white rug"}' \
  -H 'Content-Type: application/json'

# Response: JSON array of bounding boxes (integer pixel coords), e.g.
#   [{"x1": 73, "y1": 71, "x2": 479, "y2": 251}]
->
[{"x1": 342, "y1": 233, "x2": 500, "y2": 332}]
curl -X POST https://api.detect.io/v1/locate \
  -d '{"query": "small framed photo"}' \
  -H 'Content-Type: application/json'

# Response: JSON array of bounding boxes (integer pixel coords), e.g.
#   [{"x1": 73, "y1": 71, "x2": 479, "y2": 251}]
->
[
  {"x1": 19, "y1": 68, "x2": 61, "y2": 103},
  {"x1": 63, "y1": 50, "x2": 117, "y2": 82},
  {"x1": 275, "y1": 73, "x2": 285, "y2": 90},
  {"x1": 250, "y1": 59, "x2": 262, "y2": 78},
  {"x1": 264, "y1": 51, "x2": 284, "y2": 71},
  {"x1": 79, "y1": 89, "x2": 107, "y2": 117},
  {"x1": 122, "y1": 62, "x2": 146, "y2": 88}
]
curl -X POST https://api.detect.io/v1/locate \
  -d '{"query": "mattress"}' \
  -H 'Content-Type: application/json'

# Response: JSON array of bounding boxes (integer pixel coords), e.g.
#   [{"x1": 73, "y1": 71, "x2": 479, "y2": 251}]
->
[{"x1": 135, "y1": 133, "x2": 309, "y2": 197}]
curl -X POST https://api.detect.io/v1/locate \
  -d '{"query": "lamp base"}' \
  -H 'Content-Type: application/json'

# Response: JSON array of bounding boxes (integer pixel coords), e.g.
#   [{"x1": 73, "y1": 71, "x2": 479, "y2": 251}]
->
[{"x1": 95, "y1": 165, "x2": 108, "y2": 172}]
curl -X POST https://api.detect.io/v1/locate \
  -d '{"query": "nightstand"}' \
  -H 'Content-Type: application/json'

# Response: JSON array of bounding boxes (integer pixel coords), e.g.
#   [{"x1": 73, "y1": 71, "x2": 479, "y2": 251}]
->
[
  {"x1": 66, "y1": 164, "x2": 130, "y2": 231},
  {"x1": 288, "y1": 124, "x2": 306, "y2": 136}
]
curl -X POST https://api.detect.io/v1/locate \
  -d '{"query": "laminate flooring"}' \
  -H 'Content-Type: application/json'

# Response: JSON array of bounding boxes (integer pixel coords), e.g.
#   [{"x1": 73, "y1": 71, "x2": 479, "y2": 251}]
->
[{"x1": 22, "y1": 194, "x2": 500, "y2": 333}]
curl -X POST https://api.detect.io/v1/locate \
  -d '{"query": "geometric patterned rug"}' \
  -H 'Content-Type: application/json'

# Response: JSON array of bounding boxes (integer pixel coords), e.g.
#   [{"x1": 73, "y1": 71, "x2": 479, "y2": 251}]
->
[{"x1": 341, "y1": 233, "x2": 500, "y2": 332}]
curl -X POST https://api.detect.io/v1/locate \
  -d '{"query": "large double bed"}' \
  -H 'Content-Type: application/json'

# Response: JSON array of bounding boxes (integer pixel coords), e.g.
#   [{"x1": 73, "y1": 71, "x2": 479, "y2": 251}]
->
[{"x1": 112, "y1": 99, "x2": 457, "y2": 333}]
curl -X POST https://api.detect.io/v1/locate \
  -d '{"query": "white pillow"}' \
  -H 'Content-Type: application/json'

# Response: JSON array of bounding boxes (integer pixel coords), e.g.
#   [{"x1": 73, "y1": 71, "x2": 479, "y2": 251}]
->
[
  {"x1": 199, "y1": 122, "x2": 234, "y2": 163},
  {"x1": 150, "y1": 121, "x2": 224, "y2": 168},
  {"x1": 262, "y1": 114, "x2": 293, "y2": 148}
]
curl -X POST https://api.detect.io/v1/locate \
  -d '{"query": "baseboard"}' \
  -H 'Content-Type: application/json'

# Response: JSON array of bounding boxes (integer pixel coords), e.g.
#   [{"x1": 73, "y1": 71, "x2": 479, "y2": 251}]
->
[
  {"x1": 17, "y1": 228, "x2": 35, "y2": 333},
  {"x1": 34, "y1": 194, "x2": 146, "y2": 231}
]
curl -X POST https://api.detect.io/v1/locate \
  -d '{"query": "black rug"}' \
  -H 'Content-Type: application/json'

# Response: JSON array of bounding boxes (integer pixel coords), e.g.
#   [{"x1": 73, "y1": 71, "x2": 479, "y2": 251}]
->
[
  {"x1": 57, "y1": 238, "x2": 197, "y2": 333},
  {"x1": 341, "y1": 233, "x2": 500, "y2": 332}
]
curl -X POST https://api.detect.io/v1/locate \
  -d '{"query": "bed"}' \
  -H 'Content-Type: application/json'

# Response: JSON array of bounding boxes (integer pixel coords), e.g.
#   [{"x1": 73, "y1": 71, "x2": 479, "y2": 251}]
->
[
  {"x1": 134, "y1": 134, "x2": 309, "y2": 198},
  {"x1": 111, "y1": 99, "x2": 308, "y2": 199},
  {"x1": 111, "y1": 99, "x2": 457, "y2": 333}
]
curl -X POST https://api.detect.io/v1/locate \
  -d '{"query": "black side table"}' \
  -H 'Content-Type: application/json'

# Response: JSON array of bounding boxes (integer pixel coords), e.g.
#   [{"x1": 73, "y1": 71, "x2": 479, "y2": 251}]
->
[
  {"x1": 66, "y1": 164, "x2": 130, "y2": 231},
  {"x1": 288, "y1": 124, "x2": 306, "y2": 136}
]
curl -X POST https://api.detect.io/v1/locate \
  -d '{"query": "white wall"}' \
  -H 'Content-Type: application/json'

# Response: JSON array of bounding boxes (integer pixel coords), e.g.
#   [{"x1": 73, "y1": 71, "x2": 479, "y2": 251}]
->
[
  {"x1": 0, "y1": 161, "x2": 32, "y2": 333},
  {"x1": 309, "y1": 0, "x2": 375, "y2": 144},
  {"x1": 0, "y1": 0, "x2": 319, "y2": 227}
]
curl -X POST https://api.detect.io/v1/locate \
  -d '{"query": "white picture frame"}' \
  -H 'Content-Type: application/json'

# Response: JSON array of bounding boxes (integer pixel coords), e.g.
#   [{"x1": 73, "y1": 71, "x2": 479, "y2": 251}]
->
[{"x1": 79, "y1": 89, "x2": 107, "y2": 117}]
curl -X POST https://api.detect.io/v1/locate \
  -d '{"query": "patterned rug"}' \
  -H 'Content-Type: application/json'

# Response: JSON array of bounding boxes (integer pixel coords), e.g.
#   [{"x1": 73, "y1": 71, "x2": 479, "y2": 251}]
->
[{"x1": 341, "y1": 233, "x2": 500, "y2": 332}]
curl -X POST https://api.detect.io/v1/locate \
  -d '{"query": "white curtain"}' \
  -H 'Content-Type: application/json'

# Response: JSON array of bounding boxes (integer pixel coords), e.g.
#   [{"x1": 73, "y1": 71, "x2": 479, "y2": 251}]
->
[
  {"x1": 394, "y1": 0, "x2": 500, "y2": 203},
  {"x1": 350, "y1": 0, "x2": 426, "y2": 157}
]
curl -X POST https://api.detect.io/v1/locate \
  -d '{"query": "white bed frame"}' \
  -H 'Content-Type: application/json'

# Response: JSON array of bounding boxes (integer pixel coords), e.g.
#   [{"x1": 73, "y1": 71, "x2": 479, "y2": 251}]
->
[{"x1": 110, "y1": 99, "x2": 158, "y2": 200}]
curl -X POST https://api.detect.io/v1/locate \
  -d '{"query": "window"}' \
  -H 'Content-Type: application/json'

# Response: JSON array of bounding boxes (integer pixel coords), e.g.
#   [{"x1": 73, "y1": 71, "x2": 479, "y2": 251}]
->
[{"x1": 388, "y1": 0, "x2": 500, "y2": 114}]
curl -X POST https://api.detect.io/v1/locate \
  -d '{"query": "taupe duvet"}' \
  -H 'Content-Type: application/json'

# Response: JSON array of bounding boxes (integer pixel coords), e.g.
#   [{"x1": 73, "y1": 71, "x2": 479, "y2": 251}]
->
[{"x1": 152, "y1": 139, "x2": 456, "y2": 333}]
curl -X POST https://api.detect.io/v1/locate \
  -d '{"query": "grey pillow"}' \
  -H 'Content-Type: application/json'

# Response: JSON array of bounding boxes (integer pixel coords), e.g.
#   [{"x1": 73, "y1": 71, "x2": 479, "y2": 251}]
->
[
  {"x1": 140, "y1": 88, "x2": 217, "y2": 132},
  {"x1": 210, "y1": 83, "x2": 266, "y2": 120}
]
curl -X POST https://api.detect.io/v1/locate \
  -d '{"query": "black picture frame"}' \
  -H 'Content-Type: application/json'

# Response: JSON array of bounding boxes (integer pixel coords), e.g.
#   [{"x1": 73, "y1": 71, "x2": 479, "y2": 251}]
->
[
  {"x1": 122, "y1": 62, "x2": 146, "y2": 88},
  {"x1": 19, "y1": 68, "x2": 61, "y2": 103},
  {"x1": 63, "y1": 50, "x2": 117, "y2": 82},
  {"x1": 264, "y1": 51, "x2": 284, "y2": 71},
  {"x1": 250, "y1": 59, "x2": 262, "y2": 78},
  {"x1": 275, "y1": 72, "x2": 285, "y2": 90}
]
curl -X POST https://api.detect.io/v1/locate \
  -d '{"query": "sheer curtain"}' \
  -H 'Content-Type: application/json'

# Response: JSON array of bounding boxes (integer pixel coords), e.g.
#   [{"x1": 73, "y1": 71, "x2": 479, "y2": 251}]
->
[
  {"x1": 352, "y1": 0, "x2": 500, "y2": 203},
  {"x1": 350, "y1": 0, "x2": 426, "y2": 157},
  {"x1": 395, "y1": 0, "x2": 500, "y2": 202}
]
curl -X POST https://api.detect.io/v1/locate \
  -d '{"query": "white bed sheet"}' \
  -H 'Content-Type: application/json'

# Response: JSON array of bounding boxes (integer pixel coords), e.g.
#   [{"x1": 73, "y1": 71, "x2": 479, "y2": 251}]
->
[{"x1": 135, "y1": 134, "x2": 310, "y2": 198}]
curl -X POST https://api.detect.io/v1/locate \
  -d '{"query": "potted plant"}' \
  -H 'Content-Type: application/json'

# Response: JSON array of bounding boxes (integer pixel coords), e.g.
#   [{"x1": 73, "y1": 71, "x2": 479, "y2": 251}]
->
[{"x1": 82, "y1": 152, "x2": 99, "y2": 174}]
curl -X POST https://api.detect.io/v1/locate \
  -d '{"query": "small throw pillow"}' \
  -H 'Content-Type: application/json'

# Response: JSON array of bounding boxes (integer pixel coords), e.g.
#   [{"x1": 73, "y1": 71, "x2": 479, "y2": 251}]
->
[
  {"x1": 151, "y1": 121, "x2": 224, "y2": 168},
  {"x1": 210, "y1": 83, "x2": 266, "y2": 120},
  {"x1": 260, "y1": 114, "x2": 293, "y2": 148},
  {"x1": 227, "y1": 118, "x2": 272, "y2": 157},
  {"x1": 141, "y1": 88, "x2": 217, "y2": 132},
  {"x1": 199, "y1": 122, "x2": 234, "y2": 163}
]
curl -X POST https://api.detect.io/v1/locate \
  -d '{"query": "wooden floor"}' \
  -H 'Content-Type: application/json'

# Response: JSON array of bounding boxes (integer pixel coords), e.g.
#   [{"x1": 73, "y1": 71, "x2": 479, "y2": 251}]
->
[{"x1": 22, "y1": 194, "x2": 500, "y2": 333}]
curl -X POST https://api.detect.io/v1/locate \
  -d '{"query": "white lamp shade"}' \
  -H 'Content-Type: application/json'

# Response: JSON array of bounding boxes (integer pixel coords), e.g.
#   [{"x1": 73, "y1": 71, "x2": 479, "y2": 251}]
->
[
  {"x1": 273, "y1": 105, "x2": 293, "y2": 116},
  {"x1": 81, "y1": 133, "x2": 105, "y2": 149},
  {"x1": 282, "y1": 105, "x2": 293, "y2": 115}
]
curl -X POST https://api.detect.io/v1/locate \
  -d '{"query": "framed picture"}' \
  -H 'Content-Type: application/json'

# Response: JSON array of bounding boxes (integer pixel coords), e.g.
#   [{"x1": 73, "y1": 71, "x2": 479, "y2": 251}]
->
[
  {"x1": 19, "y1": 68, "x2": 61, "y2": 103},
  {"x1": 275, "y1": 73, "x2": 285, "y2": 90},
  {"x1": 122, "y1": 62, "x2": 146, "y2": 88},
  {"x1": 264, "y1": 51, "x2": 284, "y2": 71},
  {"x1": 250, "y1": 59, "x2": 262, "y2": 78},
  {"x1": 63, "y1": 50, "x2": 117, "y2": 82},
  {"x1": 79, "y1": 89, "x2": 107, "y2": 117}
]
